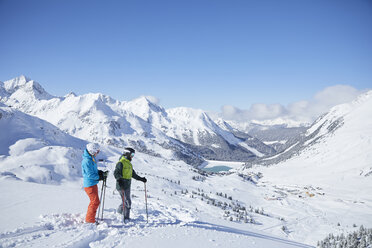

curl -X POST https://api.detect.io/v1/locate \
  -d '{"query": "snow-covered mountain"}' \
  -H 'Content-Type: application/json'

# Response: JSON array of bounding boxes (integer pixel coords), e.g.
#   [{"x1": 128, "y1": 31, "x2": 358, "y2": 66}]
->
[
  {"x1": 0, "y1": 76, "x2": 273, "y2": 164},
  {"x1": 233, "y1": 90, "x2": 372, "y2": 242},
  {"x1": 225, "y1": 119, "x2": 308, "y2": 153},
  {"x1": 0, "y1": 76, "x2": 204, "y2": 166},
  {"x1": 0, "y1": 102, "x2": 86, "y2": 183},
  {"x1": 214, "y1": 118, "x2": 277, "y2": 156},
  {"x1": 112, "y1": 93, "x2": 276, "y2": 161},
  {"x1": 254, "y1": 90, "x2": 372, "y2": 167},
  {"x1": 162, "y1": 107, "x2": 273, "y2": 161}
]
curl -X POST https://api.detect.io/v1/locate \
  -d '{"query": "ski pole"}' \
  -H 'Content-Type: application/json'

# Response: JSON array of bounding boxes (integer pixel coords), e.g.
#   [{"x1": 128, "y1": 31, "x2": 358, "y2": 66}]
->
[
  {"x1": 100, "y1": 178, "x2": 107, "y2": 220},
  {"x1": 144, "y1": 183, "x2": 148, "y2": 223},
  {"x1": 96, "y1": 179, "x2": 105, "y2": 221}
]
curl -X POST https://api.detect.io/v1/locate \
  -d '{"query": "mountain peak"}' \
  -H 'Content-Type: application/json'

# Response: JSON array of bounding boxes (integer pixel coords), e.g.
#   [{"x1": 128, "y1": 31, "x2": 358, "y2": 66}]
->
[
  {"x1": 3, "y1": 76, "x2": 53, "y2": 100},
  {"x1": 132, "y1": 96, "x2": 161, "y2": 108},
  {"x1": 4, "y1": 75, "x2": 30, "y2": 93},
  {"x1": 127, "y1": 96, "x2": 165, "y2": 114},
  {"x1": 167, "y1": 107, "x2": 216, "y2": 131},
  {"x1": 167, "y1": 106, "x2": 207, "y2": 117},
  {"x1": 64, "y1": 92, "x2": 77, "y2": 98},
  {"x1": 121, "y1": 95, "x2": 169, "y2": 125}
]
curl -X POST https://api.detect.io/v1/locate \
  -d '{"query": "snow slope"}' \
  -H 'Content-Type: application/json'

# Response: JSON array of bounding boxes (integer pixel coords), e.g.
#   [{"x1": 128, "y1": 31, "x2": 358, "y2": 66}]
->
[
  {"x1": 0, "y1": 151, "x2": 314, "y2": 248},
  {"x1": 244, "y1": 90, "x2": 372, "y2": 243},
  {"x1": 0, "y1": 103, "x2": 87, "y2": 184},
  {"x1": 261, "y1": 90, "x2": 372, "y2": 186},
  {"x1": 1, "y1": 76, "x2": 371, "y2": 247}
]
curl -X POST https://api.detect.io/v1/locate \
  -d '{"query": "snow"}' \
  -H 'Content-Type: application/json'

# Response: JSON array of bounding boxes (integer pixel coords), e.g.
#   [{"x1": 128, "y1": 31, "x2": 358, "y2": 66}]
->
[
  {"x1": 263, "y1": 140, "x2": 287, "y2": 145},
  {"x1": 246, "y1": 90, "x2": 372, "y2": 242},
  {"x1": 0, "y1": 129, "x2": 316, "y2": 248},
  {"x1": 238, "y1": 142, "x2": 265, "y2": 157},
  {"x1": 1, "y1": 76, "x2": 371, "y2": 247},
  {"x1": 166, "y1": 107, "x2": 217, "y2": 146},
  {"x1": 201, "y1": 160, "x2": 245, "y2": 170},
  {"x1": 251, "y1": 118, "x2": 309, "y2": 128},
  {"x1": 0, "y1": 152, "x2": 314, "y2": 248},
  {"x1": 227, "y1": 118, "x2": 309, "y2": 134}
]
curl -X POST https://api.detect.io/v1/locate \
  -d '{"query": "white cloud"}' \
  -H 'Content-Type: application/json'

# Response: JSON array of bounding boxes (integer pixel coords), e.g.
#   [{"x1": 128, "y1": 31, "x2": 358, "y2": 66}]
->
[
  {"x1": 249, "y1": 103, "x2": 287, "y2": 120},
  {"x1": 221, "y1": 105, "x2": 241, "y2": 119},
  {"x1": 219, "y1": 85, "x2": 366, "y2": 124}
]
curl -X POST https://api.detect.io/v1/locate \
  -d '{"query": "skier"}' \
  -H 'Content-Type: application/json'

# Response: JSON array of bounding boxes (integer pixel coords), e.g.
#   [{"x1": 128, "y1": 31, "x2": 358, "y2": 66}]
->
[
  {"x1": 114, "y1": 147, "x2": 147, "y2": 222},
  {"x1": 81, "y1": 143, "x2": 107, "y2": 224}
]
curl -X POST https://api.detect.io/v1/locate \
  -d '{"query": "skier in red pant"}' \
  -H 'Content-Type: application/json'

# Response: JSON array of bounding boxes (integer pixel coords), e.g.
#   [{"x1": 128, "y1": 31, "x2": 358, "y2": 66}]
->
[{"x1": 81, "y1": 143, "x2": 106, "y2": 224}]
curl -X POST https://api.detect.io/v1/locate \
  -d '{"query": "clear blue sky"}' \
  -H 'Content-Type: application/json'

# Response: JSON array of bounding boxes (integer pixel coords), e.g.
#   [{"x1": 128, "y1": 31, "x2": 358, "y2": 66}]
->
[{"x1": 0, "y1": 0, "x2": 371, "y2": 112}]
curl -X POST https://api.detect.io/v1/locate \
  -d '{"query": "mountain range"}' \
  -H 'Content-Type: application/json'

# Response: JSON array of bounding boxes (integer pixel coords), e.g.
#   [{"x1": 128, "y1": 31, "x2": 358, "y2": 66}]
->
[
  {"x1": 252, "y1": 90, "x2": 372, "y2": 169},
  {"x1": 0, "y1": 76, "x2": 296, "y2": 165}
]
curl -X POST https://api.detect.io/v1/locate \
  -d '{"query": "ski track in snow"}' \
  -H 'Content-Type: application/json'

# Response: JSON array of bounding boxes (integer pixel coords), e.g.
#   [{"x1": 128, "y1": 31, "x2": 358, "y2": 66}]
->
[
  {"x1": 0, "y1": 210, "x2": 314, "y2": 248},
  {"x1": 0, "y1": 210, "x2": 172, "y2": 248},
  {"x1": 0, "y1": 182, "x2": 314, "y2": 248},
  {"x1": 0, "y1": 190, "x2": 197, "y2": 248},
  {"x1": 184, "y1": 222, "x2": 313, "y2": 248}
]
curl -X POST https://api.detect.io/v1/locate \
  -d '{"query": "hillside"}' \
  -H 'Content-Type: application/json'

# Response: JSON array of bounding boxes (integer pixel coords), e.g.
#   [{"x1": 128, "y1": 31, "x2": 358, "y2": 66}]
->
[{"x1": 242, "y1": 90, "x2": 372, "y2": 242}]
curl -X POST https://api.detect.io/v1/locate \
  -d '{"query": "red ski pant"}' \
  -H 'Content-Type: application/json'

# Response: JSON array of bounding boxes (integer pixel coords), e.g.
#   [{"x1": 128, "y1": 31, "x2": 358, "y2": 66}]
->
[{"x1": 84, "y1": 184, "x2": 100, "y2": 223}]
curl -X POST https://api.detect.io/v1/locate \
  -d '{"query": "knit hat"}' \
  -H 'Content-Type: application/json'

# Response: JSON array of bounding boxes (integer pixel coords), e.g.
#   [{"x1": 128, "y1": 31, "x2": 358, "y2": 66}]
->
[{"x1": 86, "y1": 143, "x2": 100, "y2": 155}]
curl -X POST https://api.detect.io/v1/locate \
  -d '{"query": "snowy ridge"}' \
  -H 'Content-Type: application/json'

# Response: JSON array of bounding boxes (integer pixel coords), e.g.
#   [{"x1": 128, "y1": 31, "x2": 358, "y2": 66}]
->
[
  {"x1": 226, "y1": 120, "x2": 307, "y2": 153},
  {"x1": 241, "y1": 90, "x2": 372, "y2": 242},
  {"x1": 215, "y1": 118, "x2": 277, "y2": 157},
  {"x1": 0, "y1": 77, "x2": 204, "y2": 166},
  {"x1": 2, "y1": 75, "x2": 53, "y2": 101},
  {"x1": 0, "y1": 104, "x2": 85, "y2": 155},
  {"x1": 165, "y1": 107, "x2": 269, "y2": 161},
  {"x1": 251, "y1": 118, "x2": 308, "y2": 128},
  {"x1": 257, "y1": 90, "x2": 372, "y2": 166},
  {"x1": 0, "y1": 104, "x2": 86, "y2": 184},
  {"x1": 0, "y1": 76, "x2": 274, "y2": 164},
  {"x1": 123, "y1": 96, "x2": 170, "y2": 125}
]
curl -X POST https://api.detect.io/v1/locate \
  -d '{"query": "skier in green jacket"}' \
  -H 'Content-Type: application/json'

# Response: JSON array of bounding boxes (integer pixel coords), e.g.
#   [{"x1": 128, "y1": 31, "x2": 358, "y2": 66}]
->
[{"x1": 114, "y1": 147, "x2": 147, "y2": 222}]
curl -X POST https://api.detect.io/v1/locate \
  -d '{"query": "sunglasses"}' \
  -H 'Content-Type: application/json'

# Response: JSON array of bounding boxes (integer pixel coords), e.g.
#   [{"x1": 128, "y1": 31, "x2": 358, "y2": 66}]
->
[{"x1": 130, "y1": 153, "x2": 135, "y2": 157}]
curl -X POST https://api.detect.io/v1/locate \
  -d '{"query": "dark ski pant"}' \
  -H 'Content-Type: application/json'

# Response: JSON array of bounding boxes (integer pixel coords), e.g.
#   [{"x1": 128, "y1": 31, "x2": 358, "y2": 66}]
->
[{"x1": 117, "y1": 187, "x2": 131, "y2": 220}]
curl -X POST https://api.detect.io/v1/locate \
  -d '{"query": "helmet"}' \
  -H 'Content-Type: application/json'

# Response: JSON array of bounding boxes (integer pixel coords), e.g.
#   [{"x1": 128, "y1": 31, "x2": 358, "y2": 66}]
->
[
  {"x1": 123, "y1": 147, "x2": 135, "y2": 158},
  {"x1": 86, "y1": 143, "x2": 100, "y2": 155}
]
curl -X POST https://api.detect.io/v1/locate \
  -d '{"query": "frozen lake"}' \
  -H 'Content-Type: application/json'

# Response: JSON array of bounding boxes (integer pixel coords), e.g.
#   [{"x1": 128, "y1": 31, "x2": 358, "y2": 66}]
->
[{"x1": 200, "y1": 160, "x2": 244, "y2": 173}]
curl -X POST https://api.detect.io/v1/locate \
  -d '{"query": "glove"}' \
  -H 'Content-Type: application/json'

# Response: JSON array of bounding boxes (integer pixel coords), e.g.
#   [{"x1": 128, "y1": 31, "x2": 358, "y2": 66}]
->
[
  {"x1": 103, "y1": 171, "x2": 109, "y2": 180},
  {"x1": 98, "y1": 170, "x2": 104, "y2": 181},
  {"x1": 141, "y1": 177, "x2": 147, "y2": 183},
  {"x1": 98, "y1": 170, "x2": 109, "y2": 181}
]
